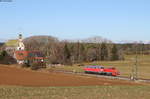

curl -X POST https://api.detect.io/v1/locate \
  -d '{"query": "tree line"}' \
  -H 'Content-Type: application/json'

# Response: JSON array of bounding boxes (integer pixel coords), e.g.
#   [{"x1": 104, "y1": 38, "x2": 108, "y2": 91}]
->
[
  {"x1": 2, "y1": 36, "x2": 150, "y2": 65},
  {"x1": 116, "y1": 43, "x2": 150, "y2": 55},
  {"x1": 24, "y1": 36, "x2": 123, "y2": 65}
]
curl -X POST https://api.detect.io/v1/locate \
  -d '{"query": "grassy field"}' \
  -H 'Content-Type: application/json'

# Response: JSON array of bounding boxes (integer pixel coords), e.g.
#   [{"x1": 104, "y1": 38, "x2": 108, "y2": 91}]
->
[
  {"x1": 0, "y1": 86, "x2": 150, "y2": 99},
  {"x1": 50, "y1": 55, "x2": 150, "y2": 79}
]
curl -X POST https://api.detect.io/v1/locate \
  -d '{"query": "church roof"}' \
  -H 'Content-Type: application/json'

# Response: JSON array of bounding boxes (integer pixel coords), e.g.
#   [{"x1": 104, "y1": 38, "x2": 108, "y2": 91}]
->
[{"x1": 5, "y1": 39, "x2": 18, "y2": 47}]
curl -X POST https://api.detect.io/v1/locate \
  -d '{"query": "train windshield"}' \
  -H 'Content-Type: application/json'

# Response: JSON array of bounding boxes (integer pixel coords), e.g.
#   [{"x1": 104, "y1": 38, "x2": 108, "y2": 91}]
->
[{"x1": 86, "y1": 66, "x2": 104, "y2": 69}]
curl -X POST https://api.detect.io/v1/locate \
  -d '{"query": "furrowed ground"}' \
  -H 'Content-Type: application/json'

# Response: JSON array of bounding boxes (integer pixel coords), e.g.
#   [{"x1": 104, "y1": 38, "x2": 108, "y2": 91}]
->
[{"x1": 0, "y1": 64, "x2": 141, "y2": 86}]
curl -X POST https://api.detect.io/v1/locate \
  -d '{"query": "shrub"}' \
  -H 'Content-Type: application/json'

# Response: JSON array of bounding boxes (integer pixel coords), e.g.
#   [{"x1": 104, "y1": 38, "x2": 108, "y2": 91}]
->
[
  {"x1": 0, "y1": 50, "x2": 16, "y2": 64},
  {"x1": 21, "y1": 63, "x2": 30, "y2": 68},
  {"x1": 30, "y1": 63, "x2": 39, "y2": 70},
  {"x1": 0, "y1": 50, "x2": 7, "y2": 60}
]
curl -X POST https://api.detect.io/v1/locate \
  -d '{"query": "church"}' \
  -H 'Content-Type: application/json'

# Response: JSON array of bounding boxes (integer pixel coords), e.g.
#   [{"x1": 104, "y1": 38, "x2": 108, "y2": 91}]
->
[{"x1": 5, "y1": 34, "x2": 25, "y2": 57}]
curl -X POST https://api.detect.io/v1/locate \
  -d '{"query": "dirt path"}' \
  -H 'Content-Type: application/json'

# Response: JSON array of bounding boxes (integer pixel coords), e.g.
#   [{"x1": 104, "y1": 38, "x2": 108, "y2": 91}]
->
[{"x1": 0, "y1": 64, "x2": 141, "y2": 86}]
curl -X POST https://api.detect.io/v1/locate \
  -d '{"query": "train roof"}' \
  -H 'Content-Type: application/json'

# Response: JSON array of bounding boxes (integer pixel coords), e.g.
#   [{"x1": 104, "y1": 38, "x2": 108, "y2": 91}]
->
[{"x1": 86, "y1": 65, "x2": 104, "y2": 68}]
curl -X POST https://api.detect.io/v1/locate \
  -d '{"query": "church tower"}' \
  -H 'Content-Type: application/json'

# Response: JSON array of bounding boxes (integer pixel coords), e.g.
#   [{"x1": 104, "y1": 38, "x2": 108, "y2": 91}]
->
[{"x1": 16, "y1": 34, "x2": 25, "y2": 50}]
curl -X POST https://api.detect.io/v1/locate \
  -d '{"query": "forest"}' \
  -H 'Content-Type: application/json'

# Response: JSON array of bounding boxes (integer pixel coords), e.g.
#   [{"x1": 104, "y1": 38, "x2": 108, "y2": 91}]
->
[{"x1": 23, "y1": 36, "x2": 150, "y2": 65}]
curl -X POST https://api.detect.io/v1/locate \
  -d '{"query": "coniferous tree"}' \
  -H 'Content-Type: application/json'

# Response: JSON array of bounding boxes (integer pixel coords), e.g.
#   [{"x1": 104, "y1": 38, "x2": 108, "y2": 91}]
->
[
  {"x1": 79, "y1": 43, "x2": 86, "y2": 62},
  {"x1": 100, "y1": 43, "x2": 108, "y2": 60},
  {"x1": 111, "y1": 44, "x2": 119, "y2": 61},
  {"x1": 63, "y1": 43, "x2": 71, "y2": 64}
]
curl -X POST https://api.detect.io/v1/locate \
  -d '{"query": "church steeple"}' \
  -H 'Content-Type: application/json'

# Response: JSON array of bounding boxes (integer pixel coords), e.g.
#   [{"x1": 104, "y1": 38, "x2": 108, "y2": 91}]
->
[
  {"x1": 19, "y1": 34, "x2": 22, "y2": 40},
  {"x1": 17, "y1": 34, "x2": 25, "y2": 50}
]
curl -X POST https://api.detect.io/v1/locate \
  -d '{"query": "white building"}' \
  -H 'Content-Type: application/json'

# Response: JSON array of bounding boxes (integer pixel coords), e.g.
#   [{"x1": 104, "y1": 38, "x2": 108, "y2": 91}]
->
[{"x1": 16, "y1": 34, "x2": 25, "y2": 51}]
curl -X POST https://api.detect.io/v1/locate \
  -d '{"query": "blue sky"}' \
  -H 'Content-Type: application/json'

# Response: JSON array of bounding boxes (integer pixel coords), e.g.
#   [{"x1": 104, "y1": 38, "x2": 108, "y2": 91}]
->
[{"x1": 0, "y1": 0, "x2": 150, "y2": 41}]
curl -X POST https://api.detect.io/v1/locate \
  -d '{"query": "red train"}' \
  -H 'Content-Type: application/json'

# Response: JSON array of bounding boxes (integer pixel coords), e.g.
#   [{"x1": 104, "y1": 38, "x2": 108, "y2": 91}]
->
[{"x1": 84, "y1": 66, "x2": 120, "y2": 76}]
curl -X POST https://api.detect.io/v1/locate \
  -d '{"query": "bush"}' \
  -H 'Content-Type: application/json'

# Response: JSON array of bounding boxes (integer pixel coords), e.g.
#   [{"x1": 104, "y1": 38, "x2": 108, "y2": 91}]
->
[
  {"x1": 0, "y1": 50, "x2": 16, "y2": 64},
  {"x1": 0, "y1": 50, "x2": 7, "y2": 60},
  {"x1": 30, "y1": 63, "x2": 39, "y2": 70},
  {"x1": 21, "y1": 63, "x2": 30, "y2": 68}
]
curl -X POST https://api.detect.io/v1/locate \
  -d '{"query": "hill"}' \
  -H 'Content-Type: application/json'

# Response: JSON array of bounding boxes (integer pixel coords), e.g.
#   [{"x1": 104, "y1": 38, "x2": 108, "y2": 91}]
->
[{"x1": 23, "y1": 35, "x2": 59, "y2": 44}]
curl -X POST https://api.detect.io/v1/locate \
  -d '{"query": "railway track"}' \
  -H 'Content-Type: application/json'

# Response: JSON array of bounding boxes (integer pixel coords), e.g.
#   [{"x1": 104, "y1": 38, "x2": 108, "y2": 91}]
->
[{"x1": 51, "y1": 69, "x2": 150, "y2": 83}]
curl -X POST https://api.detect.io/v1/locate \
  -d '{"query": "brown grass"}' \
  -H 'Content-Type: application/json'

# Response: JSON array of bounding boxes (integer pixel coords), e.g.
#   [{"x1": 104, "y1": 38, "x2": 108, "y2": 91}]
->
[
  {"x1": 0, "y1": 86, "x2": 150, "y2": 99},
  {"x1": 52, "y1": 55, "x2": 150, "y2": 79}
]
